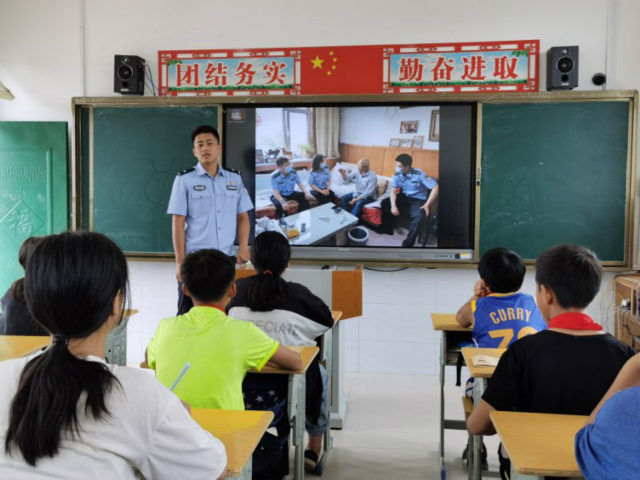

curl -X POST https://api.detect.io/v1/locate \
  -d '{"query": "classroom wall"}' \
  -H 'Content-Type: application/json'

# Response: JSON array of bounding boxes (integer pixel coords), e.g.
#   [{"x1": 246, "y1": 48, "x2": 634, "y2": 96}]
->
[{"x1": 1, "y1": 0, "x2": 637, "y2": 372}]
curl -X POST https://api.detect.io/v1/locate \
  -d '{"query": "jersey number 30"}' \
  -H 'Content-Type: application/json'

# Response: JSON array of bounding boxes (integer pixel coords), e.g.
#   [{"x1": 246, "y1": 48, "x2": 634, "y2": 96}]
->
[{"x1": 488, "y1": 326, "x2": 539, "y2": 348}]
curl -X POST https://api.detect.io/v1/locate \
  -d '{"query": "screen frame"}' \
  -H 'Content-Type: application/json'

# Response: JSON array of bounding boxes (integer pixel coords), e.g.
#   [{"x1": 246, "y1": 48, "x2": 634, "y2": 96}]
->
[{"x1": 71, "y1": 90, "x2": 638, "y2": 268}]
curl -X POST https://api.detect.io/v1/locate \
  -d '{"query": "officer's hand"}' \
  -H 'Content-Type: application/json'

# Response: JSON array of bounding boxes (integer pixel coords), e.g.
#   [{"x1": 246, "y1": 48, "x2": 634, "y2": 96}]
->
[
  {"x1": 282, "y1": 201, "x2": 291, "y2": 211},
  {"x1": 175, "y1": 262, "x2": 182, "y2": 282},
  {"x1": 305, "y1": 193, "x2": 314, "y2": 201},
  {"x1": 237, "y1": 245, "x2": 250, "y2": 264},
  {"x1": 323, "y1": 189, "x2": 330, "y2": 196},
  {"x1": 348, "y1": 198, "x2": 357, "y2": 206},
  {"x1": 422, "y1": 204, "x2": 430, "y2": 216},
  {"x1": 391, "y1": 205, "x2": 400, "y2": 216}
]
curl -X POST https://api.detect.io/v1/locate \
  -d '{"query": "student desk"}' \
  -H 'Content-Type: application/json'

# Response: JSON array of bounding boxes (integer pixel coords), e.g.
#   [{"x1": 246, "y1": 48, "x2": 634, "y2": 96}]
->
[
  {"x1": 431, "y1": 313, "x2": 473, "y2": 478},
  {"x1": 252, "y1": 345, "x2": 319, "y2": 480},
  {"x1": 0, "y1": 335, "x2": 50, "y2": 361},
  {"x1": 461, "y1": 347, "x2": 506, "y2": 480},
  {"x1": 192, "y1": 408, "x2": 274, "y2": 480},
  {"x1": 490, "y1": 411, "x2": 586, "y2": 479}
]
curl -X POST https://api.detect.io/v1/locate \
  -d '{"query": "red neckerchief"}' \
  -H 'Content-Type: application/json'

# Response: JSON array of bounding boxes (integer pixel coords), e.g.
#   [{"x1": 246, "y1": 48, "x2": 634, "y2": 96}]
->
[{"x1": 547, "y1": 312, "x2": 603, "y2": 331}]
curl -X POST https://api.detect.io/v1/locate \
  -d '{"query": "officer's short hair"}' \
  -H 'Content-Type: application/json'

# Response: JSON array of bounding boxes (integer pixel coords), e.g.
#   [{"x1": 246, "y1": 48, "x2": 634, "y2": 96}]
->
[
  {"x1": 181, "y1": 249, "x2": 235, "y2": 303},
  {"x1": 191, "y1": 125, "x2": 220, "y2": 144},
  {"x1": 276, "y1": 157, "x2": 290, "y2": 167},
  {"x1": 395, "y1": 154, "x2": 413, "y2": 167},
  {"x1": 478, "y1": 247, "x2": 525, "y2": 293},
  {"x1": 535, "y1": 244, "x2": 602, "y2": 309}
]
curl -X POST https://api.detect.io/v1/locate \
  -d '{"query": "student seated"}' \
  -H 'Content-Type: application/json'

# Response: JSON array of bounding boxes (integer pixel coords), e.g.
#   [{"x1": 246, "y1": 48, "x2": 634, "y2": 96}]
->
[
  {"x1": 575, "y1": 353, "x2": 640, "y2": 479},
  {"x1": 466, "y1": 244, "x2": 635, "y2": 480},
  {"x1": 456, "y1": 246, "x2": 546, "y2": 346},
  {"x1": 0, "y1": 236, "x2": 48, "y2": 335},
  {"x1": 227, "y1": 231, "x2": 334, "y2": 472},
  {"x1": 456, "y1": 247, "x2": 546, "y2": 467},
  {"x1": 0, "y1": 231, "x2": 226, "y2": 479},
  {"x1": 146, "y1": 248, "x2": 301, "y2": 410}
]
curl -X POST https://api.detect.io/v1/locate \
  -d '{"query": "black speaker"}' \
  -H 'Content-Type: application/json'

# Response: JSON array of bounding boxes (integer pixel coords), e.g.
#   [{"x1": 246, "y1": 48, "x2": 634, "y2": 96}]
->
[
  {"x1": 114, "y1": 55, "x2": 145, "y2": 95},
  {"x1": 546, "y1": 46, "x2": 578, "y2": 90}
]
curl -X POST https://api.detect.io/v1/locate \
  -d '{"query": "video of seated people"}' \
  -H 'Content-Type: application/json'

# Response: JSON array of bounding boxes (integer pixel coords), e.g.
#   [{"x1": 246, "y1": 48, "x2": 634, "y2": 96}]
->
[{"x1": 253, "y1": 106, "x2": 443, "y2": 247}]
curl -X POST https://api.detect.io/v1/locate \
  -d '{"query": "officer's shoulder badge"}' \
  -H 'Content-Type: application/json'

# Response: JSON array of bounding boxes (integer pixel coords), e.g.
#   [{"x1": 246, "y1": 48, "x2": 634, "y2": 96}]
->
[
  {"x1": 177, "y1": 167, "x2": 195, "y2": 176},
  {"x1": 272, "y1": 171, "x2": 281, "y2": 178},
  {"x1": 410, "y1": 168, "x2": 421, "y2": 175},
  {"x1": 226, "y1": 168, "x2": 241, "y2": 175}
]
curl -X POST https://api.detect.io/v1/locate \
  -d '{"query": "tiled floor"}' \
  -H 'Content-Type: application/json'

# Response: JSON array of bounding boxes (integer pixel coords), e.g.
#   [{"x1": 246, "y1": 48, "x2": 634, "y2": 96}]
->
[{"x1": 317, "y1": 373, "x2": 500, "y2": 480}]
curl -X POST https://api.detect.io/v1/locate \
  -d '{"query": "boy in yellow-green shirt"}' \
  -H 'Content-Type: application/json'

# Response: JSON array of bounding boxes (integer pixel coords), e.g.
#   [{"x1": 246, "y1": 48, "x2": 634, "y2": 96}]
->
[{"x1": 146, "y1": 249, "x2": 301, "y2": 410}]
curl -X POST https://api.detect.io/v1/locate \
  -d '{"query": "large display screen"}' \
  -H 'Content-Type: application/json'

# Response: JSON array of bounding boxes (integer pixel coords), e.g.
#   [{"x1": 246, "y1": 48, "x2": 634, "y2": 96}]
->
[{"x1": 224, "y1": 103, "x2": 476, "y2": 262}]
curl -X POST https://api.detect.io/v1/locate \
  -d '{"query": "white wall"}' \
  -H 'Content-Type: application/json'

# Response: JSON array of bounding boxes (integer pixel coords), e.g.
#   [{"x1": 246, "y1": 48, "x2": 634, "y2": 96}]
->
[
  {"x1": 2, "y1": 0, "x2": 638, "y2": 372},
  {"x1": 340, "y1": 106, "x2": 439, "y2": 150}
]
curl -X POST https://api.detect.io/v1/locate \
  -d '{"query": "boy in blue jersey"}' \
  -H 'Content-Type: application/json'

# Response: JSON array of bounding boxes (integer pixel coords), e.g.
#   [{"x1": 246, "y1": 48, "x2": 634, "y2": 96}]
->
[
  {"x1": 455, "y1": 247, "x2": 545, "y2": 469},
  {"x1": 456, "y1": 247, "x2": 546, "y2": 348}
]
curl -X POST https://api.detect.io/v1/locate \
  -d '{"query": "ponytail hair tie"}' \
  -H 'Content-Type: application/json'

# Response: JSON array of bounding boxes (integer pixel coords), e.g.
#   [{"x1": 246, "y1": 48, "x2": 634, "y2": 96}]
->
[
  {"x1": 262, "y1": 270, "x2": 273, "y2": 275},
  {"x1": 52, "y1": 334, "x2": 69, "y2": 346}
]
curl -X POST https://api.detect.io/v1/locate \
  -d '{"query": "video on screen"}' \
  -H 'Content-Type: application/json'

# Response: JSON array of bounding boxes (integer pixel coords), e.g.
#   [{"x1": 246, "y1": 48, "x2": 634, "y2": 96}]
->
[{"x1": 252, "y1": 106, "x2": 441, "y2": 248}]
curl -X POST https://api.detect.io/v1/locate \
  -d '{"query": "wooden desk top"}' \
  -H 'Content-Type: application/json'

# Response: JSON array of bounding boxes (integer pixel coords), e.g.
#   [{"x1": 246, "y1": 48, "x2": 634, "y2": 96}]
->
[
  {"x1": 461, "y1": 347, "x2": 506, "y2": 378},
  {"x1": 0, "y1": 335, "x2": 50, "y2": 361},
  {"x1": 255, "y1": 345, "x2": 319, "y2": 374},
  {"x1": 431, "y1": 313, "x2": 473, "y2": 332},
  {"x1": 490, "y1": 411, "x2": 586, "y2": 478},
  {"x1": 191, "y1": 408, "x2": 273, "y2": 478},
  {"x1": 331, "y1": 310, "x2": 343, "y2": 324}
]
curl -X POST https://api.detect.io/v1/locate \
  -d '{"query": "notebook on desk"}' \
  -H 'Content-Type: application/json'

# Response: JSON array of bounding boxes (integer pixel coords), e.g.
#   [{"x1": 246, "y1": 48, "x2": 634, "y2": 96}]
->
[{"x1": 471, "y1": 355, "x2": 500, "y2": 367}]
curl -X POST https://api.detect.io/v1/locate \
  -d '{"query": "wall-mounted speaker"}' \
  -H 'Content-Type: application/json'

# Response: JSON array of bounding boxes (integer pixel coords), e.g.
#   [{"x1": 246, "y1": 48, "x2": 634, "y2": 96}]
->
[
  {"x1": 114, "y1": 55, "x2": 145, "y2": 95},
  {"x1": 546, "y1": 46, "x2": 579, "y2": 90}
]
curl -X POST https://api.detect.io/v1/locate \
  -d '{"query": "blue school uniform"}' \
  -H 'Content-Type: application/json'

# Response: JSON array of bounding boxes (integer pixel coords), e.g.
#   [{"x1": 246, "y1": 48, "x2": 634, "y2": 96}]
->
[{"x1": 472, "y1": 292, "x2": 546, "y2": 348}]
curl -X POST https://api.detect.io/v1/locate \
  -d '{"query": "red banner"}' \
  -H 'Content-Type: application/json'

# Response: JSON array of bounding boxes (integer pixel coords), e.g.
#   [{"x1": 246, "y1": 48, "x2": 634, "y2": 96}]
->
[{"x1": 158, "y1": 40, "x2": 538, "y2": 96}]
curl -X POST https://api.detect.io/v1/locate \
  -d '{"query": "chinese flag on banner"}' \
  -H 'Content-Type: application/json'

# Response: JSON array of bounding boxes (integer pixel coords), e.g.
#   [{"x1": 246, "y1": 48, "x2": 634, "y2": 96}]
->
[{"x1": 299, "y1": 45, "x2": 383, "y2": 95}]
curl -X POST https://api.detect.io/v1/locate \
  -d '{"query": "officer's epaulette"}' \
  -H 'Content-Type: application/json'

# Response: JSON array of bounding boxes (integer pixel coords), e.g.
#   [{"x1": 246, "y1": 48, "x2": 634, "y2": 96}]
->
[
  {"x1": 177, "y1": 167, "x2": 195, "y2": 176},
  {"x1": 410, "y1": 168, "x2": 420, "y2": 175},
  {"x1": 393, "y1": 170, "x2": 402, "y2": 176},
  {"x1": 225, "y1": 168, "x2": 241, "y2": 175},
  {"x1": 272, "y1": 171, "x2": 281, "y2": 178}
]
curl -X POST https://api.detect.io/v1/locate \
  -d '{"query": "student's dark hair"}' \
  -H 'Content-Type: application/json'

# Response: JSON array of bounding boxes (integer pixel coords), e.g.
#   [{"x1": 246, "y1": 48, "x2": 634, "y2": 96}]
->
[
  {"x1": 276, "y1": 156, "x2": 290, "y2": 167},
  {"x1": 478, "y1": 247, "x2": 526, "y2": 293},
  {"x1": 191, "y1": 124, "x2": 220, "y2": 143},
  {"x1": 312, "y1": 154, "x2": 324, "y2": 172},
  {"x1": 395, "y1": 153, "x2": 413, "y2": 167},
  {"x1": 5, "y1": 231, "x2": 129, "y2": 466},
  {"x1": 535, "y1": 244, "x2": 602, "y2": 309},
  {"x1": 247, "y1": 231, "x2": 290, "y2": 311},
  {"x1": 10, "y1": 236, "x2": 41, "y2": 304},
  {"x1": 181, "y1": 249, "x2": 236, "y2": 303}
]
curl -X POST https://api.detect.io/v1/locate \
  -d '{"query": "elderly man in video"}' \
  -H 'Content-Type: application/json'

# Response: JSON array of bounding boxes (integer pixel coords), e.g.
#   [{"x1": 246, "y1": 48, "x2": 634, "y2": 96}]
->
[{"x1": 338, "y1": 158, "x2": 377, "y2": 217}]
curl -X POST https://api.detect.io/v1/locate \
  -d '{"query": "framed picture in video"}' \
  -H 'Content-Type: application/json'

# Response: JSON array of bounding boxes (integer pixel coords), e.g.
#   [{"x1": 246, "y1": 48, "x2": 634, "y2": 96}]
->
[
  {"x1": 389, "y1": 138, "x2": 401, "y2": 147},
  {"x1": 411, "y1": 135, "x2": 424, "y2": 149},
  {"x1": 400, "y1": 120, "x2": 418, "y2": 133}
]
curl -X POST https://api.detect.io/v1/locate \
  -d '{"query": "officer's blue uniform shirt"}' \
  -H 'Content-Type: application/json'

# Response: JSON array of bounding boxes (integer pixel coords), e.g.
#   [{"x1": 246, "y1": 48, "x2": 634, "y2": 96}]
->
[
  {"x1": 270, "y1": 167, "x2": 300, "y2": 196},
  {"x1": 392, "y1": 168, "x2": 437, "y2": 201},
  {"x1": 472, "y1": 292, "x2": 546, "y2": 348},
  {"x1": 308, "y1": 166, "x2": 331, "y2": 190},
  {"x1": 167, "y1": 162, "x2": 253, "y2": 256}
]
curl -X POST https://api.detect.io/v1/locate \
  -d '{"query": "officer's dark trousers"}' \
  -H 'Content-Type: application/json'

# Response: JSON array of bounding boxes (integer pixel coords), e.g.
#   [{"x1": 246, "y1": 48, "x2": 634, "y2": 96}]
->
[
  {"x1": 380, "y1": 194, "x2": 426, "y2": 247},
  {"x1": 177, "y1": 281, "x2": 193, "y2": 315},
  {"x1": 271, "y1": 192, "x2": 309, "y2": 218},
  {"x1": 310, "y1": 189, "x2": 336, "y2": 206}
]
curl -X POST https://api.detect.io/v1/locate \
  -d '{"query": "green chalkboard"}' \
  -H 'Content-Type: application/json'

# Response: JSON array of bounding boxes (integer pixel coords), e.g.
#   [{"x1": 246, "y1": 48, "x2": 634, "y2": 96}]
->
[
  {"x1": 480, "y1": 101, "x2": 630, "y2": 262},
  {"x1": 0, "y1": 122, "x2": 68, "y2": 293},
  {"x1": 88, "y1": 106, "x2": 219, "y2": 253}
]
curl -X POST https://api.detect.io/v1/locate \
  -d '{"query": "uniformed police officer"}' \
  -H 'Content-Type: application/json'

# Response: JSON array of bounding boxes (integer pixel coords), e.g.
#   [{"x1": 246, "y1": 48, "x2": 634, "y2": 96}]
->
[
  {"x1": 385, "y1": 153, "x2": 439, "y2": 247},
  {"x1": 167, "y1": 125, "x2": 253, "y2": 314},
  {"x1": 308, "y1": 154, "x2": 336, "y2": 205},
  {"x1": 270, "y1": 157, "x2": 313, "y2": 218}
]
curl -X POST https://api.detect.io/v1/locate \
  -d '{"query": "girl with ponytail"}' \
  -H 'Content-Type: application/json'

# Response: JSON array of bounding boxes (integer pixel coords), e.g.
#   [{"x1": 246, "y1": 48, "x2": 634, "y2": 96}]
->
[
  {"x1": 228, "y1": 231, "x2": 334, "y2": 471},
  {"x1": 0, "y1": 231, "x2": 226, "y2": 479}
]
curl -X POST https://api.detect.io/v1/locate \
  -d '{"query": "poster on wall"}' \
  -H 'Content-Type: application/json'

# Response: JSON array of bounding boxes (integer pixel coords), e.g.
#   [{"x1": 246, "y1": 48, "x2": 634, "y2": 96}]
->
[{"x1": 158, "y1": 40, "x2": 539, "y2": 96}]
